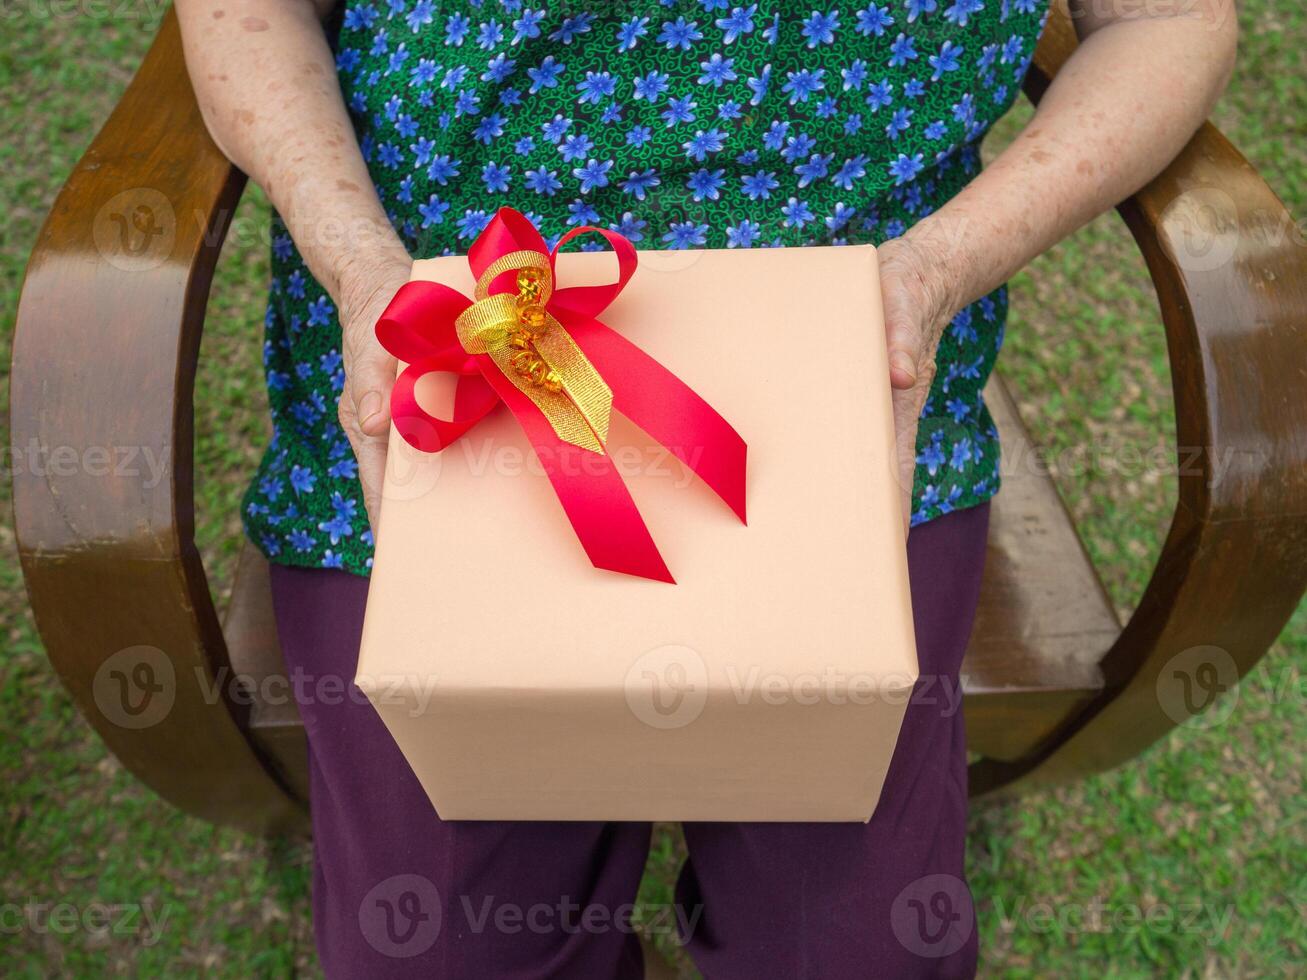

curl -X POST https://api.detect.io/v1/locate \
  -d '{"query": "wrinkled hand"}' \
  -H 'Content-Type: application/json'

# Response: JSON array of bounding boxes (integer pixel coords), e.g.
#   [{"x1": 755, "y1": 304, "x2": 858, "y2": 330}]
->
[
  {"x1": 337, "y1": 254, "x2": 413, "y2": 532},
  {"x1": 878, "y1": 232, "x2": 960, "y2": 537}
]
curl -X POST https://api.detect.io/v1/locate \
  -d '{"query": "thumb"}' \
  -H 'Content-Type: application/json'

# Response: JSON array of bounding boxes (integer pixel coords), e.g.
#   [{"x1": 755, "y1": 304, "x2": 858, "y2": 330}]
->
[
  {"x1": 883, "y1": 288, "x2": 924, "y2": 391},
  {"x1": 877, "y1": 246, "x2": 931, "y2": 392},
  {"x1": 350, "y1": 335, "x2": 398, "y2": 438},
  {"x1": 878, "y1": 233, "x2": 954, "y2": 393}
]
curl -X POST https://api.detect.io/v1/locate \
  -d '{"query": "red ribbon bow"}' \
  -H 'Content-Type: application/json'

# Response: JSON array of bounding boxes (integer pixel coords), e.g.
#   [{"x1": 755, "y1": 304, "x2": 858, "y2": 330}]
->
[{"x1": 376, "y1": 208, "x2": 747, "y2": 583}]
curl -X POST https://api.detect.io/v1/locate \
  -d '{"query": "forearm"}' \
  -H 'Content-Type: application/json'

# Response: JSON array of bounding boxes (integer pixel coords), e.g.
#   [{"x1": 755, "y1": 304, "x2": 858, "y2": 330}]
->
[
  {"x1": 907, "y1": 0, "x2": 1238, "y2": 312},
  {"x1": 175, "y1": 0, "x2": 407, "y2": 305}
]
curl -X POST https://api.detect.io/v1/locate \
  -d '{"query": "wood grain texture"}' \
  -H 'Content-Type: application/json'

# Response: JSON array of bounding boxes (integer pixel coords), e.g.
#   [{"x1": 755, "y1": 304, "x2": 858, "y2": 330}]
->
[
  {"x1": 971, "y1": 0, "x2": 1307, "y2": 796},
  {"x1": 10, "y1": 10, "x2": 304, "y2": 833},
  {"x1": 962, "y1": 377, "x2": 1111, "y2": 763}
]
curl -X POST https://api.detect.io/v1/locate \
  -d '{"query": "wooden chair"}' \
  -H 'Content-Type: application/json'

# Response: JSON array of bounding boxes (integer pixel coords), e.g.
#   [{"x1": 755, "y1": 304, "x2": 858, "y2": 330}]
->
[{"x1": 13, "y1": 3, "x2": 1307, "y2": 836}]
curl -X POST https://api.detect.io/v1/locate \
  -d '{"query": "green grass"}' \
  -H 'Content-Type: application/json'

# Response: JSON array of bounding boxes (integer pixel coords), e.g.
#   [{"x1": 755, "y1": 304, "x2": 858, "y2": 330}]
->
[{"x1": 2, "y1": 3, "x2": 1303, "y2": 977}]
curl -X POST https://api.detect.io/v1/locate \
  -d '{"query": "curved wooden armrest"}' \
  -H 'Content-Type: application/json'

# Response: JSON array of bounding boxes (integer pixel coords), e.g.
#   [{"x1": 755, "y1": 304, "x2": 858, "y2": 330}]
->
[
  {"x1": 13, "y1": 2, "x2": 1304, "y2": 820},
  {"x1": 973, "y1": 3, "x2": 1307, "y2": 793},
  {"x1": 10, "y1": 10, "x2": 302, "y2": 832}
]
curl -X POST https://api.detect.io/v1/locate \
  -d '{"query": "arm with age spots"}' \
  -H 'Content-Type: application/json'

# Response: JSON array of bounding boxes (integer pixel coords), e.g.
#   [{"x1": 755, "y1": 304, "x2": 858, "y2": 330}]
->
[
  {"x1": 176, "y1": 0, "x2": 408, "y2": 528},
  {"x1": 879, "y1": 0, "x2": 1238, "y2": 531}
]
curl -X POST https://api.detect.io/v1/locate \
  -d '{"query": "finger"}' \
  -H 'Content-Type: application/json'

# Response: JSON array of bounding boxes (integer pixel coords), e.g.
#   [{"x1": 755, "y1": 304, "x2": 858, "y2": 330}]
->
[
  {"x1": 891, "y1": 388, "x2": 920, "y2": 529},
  {"x1": 345, "y1": 334, "x2": 394, "y2": 436},
  {"x1": 878, "y1": 239, "x2": 940, "y2": 392},
  {"x1": 891, "y1": 365, "x2": 936, "y2": 540},
  {"x1": 883, "y1": 295, "x2": 924, "y2": 391},
  {"x1": 339, "y1": 385, "x2": 389, "y2": 532},
  {"x1": 354, "y1": 430, "x2": 389, "y2": 532}
]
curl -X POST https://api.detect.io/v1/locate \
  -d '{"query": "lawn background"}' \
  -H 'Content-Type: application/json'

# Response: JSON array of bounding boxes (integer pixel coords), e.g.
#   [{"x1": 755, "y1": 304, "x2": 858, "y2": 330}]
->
[{"x1": 1, "y1": 2, "x2": 1303, "y2": 976}]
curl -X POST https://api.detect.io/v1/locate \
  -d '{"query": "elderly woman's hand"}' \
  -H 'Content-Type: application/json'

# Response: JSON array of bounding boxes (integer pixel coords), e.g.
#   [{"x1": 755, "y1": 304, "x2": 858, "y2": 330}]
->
[
  {"x1": 878, "y1": 230, "x2": 962, "y2": 536},
  {"x1": 337, "y1": 254, "x2": 413, "y2": 531}
]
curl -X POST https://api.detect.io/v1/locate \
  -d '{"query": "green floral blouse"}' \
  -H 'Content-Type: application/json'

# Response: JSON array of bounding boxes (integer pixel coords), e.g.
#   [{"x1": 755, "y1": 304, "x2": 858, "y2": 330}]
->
[{"x1": 244, "y1": 0, "x2": 1050, "y2": 575}]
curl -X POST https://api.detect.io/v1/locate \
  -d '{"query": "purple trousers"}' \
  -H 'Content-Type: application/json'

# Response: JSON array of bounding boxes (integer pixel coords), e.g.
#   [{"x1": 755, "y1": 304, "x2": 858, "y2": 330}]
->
[{"x1": 270, "y1": 502, "x2": 989, "y2": 979}]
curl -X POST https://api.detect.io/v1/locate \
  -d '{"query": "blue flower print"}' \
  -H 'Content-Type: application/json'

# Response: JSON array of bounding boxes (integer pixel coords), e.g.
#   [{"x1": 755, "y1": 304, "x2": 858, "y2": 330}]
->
[
  {"x1": 855, "y1": 3, "x2": 894, "y2": 36},
  {"x1": 663, "y1": 221, "x2": 709, "y2": 248},
  {"x1": 782, "y1": 68, "x2": 826, "y2": 104},
  {"x1": 742, "y1": 170, "x2": 779, "y2": 199},
  {"x1": 481, "y1": 162, "x2": 511, "y2": 192},
  {"x1": 687, "y1": 168, "x2": 726, "y2": 201},
  {"x1": 611, "y1": 212, "x2": 648, "y2": 241},
  {"x1": 662, "y1": 95, "x2": 697, "y2": 126},
  {"x1": 558, "y1": 132, "x2": 594, "y2": 161},
  {"x1": 699, "y1": 53, "x2": 737, "y2": 87},
  {"x1": 886, "y1": 106, "x2": 913, "y2": 139},
  {"x1": 617, "y1": 17, "x2": 650, "y2": 51},
  {"x1": 780, "y1": 197, "x2": 815, "y2": 228},
  {"x1": 727, "y1": 219, "x2": 763, "y2": 247},
  {"x1": 929, "y1": 40, "x2": 963, "y2": 80},
  {"x1": 511, "y1": 8, "x2": 546, "y2": 43},
  {"x1": 801, "y1": 10, "x2": 840, "y2": 46},
  {"x1": 889, "y1": 152, "x2": 925, "y2": 184},
  {"x1": 549, "y1": 14, "x2": 594, "y2": 45},
  {"x1": 684, "y1": 128, "x2": 726, "y2": 161},
  {"x1": 658, "y1": 17, "x2": 703, "y2": 50},
  {"x1": 717, "y1": 5, "x2": 758, "y2": 43},
  {"x1": 576, "y1": 70, "x2": 616, "y2": 103},
  {"x1": 419, "y1": 194, "x2": 450, "y2": 225},
  {"x1": 306, "y1": 295, "x2": 334, "y2": 327},
  {"x1": 526, "y1": 55, "x2": 565, "y2": 92},
  {"x1": 574, "y1": 158, "x2": 614, "y2": 192},
  {"x1": 633, "y1": 70, "x2": 670, "y2": 102},
  {"x1": 889, "y1": 32, "x2": 918, "y2": 66},
  {"x1": 246, "y1": 2, "x2": 1046, "y2": 573},
  {"x1": 945, "y1": 0, "x2": 985, "y2": 27},
  {"x1": 832, "y1": 155, "x2": 869, "y2": 189},
  {"x1": 620, "y1": 168, "x2": 660, "y2": 199},
  {"x1": 906, "y1": 0, "x2": 939, "y2": 22}
]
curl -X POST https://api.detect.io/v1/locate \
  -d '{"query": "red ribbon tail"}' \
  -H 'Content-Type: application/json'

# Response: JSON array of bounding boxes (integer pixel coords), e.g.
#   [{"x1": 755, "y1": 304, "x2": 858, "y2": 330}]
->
[
  {"x1": 481, "y1": 363, "x2": 674, "y2": 584},
  {"x1": 567, "y1": 319, "x2": 748, "y2": 524}
]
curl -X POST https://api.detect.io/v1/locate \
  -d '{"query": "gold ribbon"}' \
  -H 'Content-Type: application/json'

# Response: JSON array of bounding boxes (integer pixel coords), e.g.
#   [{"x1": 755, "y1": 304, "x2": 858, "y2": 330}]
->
[{"x1": 455, "y1": 250, "x2": 613, "y2": 454}]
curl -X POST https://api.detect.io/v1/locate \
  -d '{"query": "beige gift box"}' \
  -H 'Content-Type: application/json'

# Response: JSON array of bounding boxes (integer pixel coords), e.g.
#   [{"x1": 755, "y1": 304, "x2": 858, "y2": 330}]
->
[{"x1": 356, "y1": 243, "x2": 916, "y2": 822}]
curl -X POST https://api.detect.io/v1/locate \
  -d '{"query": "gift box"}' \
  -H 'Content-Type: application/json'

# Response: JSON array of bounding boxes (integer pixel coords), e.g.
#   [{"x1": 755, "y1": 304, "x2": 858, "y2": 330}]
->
[{"x1": 356, "y1": 212, "x2": 915, "y2": 821}]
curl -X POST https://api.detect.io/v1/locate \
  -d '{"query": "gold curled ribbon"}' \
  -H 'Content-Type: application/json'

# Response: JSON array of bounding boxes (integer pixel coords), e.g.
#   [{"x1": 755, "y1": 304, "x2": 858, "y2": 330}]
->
[{"x1": 455, "y1": 250, "x2": 613, "y2": 454}]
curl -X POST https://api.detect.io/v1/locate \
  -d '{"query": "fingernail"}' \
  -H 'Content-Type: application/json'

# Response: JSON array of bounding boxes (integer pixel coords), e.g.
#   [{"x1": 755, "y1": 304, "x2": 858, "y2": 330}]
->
[
  {"x1": 357, "y1": 390, "x2": 383, "y2": 426},
  {"x1": 890, "y1": 350, "x2": 917, "y2": 384}
]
